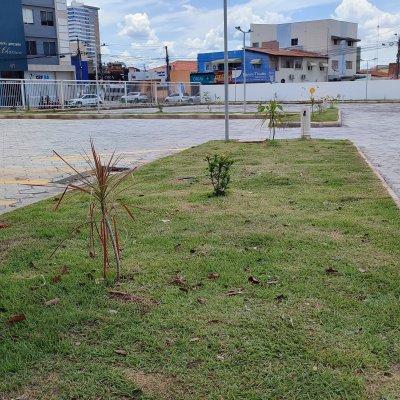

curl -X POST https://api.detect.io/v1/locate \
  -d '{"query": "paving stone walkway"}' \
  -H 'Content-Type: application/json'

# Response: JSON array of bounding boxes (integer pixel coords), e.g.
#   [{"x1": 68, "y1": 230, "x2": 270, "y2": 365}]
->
[{"x1": 0, "y1": 103, "x2": 399, "y2": 214}]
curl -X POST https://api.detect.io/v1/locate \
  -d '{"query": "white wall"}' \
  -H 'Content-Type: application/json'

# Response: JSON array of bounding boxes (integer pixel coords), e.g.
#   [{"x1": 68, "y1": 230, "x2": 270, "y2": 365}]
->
[
  {"x1": 275, "y1": 58, "x2": 327, "y2": 83},
  {"x1": 200, "y1": 80, "x2": 400, "y2": 102}
]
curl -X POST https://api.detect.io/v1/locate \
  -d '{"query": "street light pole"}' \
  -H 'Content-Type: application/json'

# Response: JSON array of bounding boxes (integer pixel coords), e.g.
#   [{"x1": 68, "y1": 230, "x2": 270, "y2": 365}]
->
[
  {"x1": 232, "y1": 67, "x2": 237, "y2": 102},
  {"x1": 94, "y1": 49, "x2": 100, "y2": 113},
  {"x1": 396, "y1": 33, "x2": 400, "y2": 79},
  {"x1": 223, "y1": 0, "x2": 229, "y2": 141},
  {"x1": 361, "y1": 57, "x2": 377, "y2": 101},
  {"x1": 93, "y1": 43, "x2": 106, "y2": 113},
  {"x1": 235, "y1": 26, "x2": 252, "y2": 113}
]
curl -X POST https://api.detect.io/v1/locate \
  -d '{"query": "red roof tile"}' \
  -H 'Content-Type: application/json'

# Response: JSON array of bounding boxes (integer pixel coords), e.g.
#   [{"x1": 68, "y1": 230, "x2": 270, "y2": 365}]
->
[{"x1": 248, "y1": 47, "x2": 328, "y2": 59}]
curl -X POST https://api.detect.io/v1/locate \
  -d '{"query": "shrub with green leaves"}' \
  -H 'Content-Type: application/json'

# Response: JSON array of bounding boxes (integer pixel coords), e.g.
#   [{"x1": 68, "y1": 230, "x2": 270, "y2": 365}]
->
[
  {"x1": 257, "y1": 99, "x2": 284, "y2": 140},
  {"x1": 205, "y1": 153, "x2": 234, "y2": 196},
  {"x1": 53, "y1": 140, "x2": 140, "y2": 281}
]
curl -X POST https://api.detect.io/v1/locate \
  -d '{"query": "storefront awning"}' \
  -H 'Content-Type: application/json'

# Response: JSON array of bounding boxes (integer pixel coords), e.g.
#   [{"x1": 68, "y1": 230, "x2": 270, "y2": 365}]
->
[
  {"x1": 211, "y1": 58, "x2": 242, "y2": 64},
  {"x1": 320, "y1": 62, "x2": 329, "y2": 67},
  {"x1": 308, "y1": 62, "x2": 317, "y2": 67}
]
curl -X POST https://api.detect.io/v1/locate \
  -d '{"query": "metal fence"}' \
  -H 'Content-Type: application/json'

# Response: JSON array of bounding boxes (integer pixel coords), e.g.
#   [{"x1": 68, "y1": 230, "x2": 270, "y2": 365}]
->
[{"x1": 0, "y1": 79, "x2": 201, "y2": 110}]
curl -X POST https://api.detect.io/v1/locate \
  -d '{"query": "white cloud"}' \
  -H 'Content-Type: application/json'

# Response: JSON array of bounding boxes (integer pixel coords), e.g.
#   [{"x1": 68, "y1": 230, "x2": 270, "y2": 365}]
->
[
  {"x1": 333, "y1": 0, "x2": 400, "y2": 64},
  {"x1": 333, "y1": 0, "x2": 400, "y2": 43},
  {"x1": 118, "y1": 13, "x2": 158, "y2": 41}
]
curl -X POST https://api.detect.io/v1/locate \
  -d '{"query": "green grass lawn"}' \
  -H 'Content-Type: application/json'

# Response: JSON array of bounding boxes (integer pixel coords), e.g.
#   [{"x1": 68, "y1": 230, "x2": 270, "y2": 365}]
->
[
  {"x1": 282, "y1": 107, "x2": 339, "y2": 123},
  {"x1": 1, "y1": 139, "x2": 399, "y2": 399}
]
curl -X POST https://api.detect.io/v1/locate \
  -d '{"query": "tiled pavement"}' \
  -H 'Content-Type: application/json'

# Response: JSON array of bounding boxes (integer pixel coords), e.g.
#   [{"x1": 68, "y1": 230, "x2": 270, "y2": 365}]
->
[{"x1": 0, "y1": 103, "x2": 399, "y2": 214}]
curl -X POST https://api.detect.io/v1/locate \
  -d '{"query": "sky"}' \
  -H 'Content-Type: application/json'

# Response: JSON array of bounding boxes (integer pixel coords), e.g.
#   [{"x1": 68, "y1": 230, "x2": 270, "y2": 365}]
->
[{"x1": 78, "y1": 0, "x2": 400, "y2": 69}]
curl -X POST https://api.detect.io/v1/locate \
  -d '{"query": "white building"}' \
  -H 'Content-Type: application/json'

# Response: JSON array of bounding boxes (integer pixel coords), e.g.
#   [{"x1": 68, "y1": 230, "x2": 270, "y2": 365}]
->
[
  {"x1": 67, "y1": 1, "x2": 100, "y2": 66},
  {"x1": 250, "y1": 48, "x2": 329, "y2": 83},
  {"x1": 250, "y1": 19, "x2": 360, "y2": 81}
]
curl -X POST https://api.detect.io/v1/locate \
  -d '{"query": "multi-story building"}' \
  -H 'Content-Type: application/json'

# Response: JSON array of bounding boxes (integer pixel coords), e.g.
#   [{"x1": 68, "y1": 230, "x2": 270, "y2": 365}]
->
[
  {"x1": 250, "y1": 19, "x2": 360, "y2": 81},
  {"x1": 0, "y1": 0, "x2": 75, "y2": 79},
  {"x1": 195, "y1": 47, "x2": 328, "y2": 84},
  {"x1": 67, "y1": 1, "x2": 101, "y2": 73},
  {"x1": 22, "y1": 0, "x2": 74, "y2": 80}
]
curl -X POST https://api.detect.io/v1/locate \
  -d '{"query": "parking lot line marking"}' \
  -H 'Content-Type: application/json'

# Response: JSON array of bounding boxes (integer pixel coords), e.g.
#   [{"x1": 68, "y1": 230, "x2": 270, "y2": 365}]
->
[
  {"x1": 33, "y1": 148, "x2": 188, "y2": 161},
  {"x1": 0, "y1": 200, "x2": 17, "y2": 206},
  {"x1": 0, "y1": 179, "x2": 48, "y2": 186}
]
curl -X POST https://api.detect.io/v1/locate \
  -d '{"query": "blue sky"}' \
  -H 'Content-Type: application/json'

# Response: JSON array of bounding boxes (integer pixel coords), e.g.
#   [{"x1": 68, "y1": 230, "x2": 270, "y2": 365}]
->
[{"x1": 79, "y1": 0, "x2": 400, "y2": 69}]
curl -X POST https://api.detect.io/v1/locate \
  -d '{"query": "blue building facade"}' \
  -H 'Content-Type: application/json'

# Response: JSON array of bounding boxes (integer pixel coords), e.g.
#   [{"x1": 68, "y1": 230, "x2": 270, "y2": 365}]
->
[
  {"x1": 0, "y1": 0, "x2": 28, "y2": 78},
  {"x1": 197, "y1": 50, "x2": 275, "y2": 83},
  {"x1": 71, "y1": 59, "x2": 89, "y2": 80}
]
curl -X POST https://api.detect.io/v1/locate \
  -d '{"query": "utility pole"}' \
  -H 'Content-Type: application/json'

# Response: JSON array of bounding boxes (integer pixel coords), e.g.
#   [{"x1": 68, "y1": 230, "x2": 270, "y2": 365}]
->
[
  {"x1": 165, "y1": 46, "x2": 170, "y2": 82},
  {"x1": 396, "y1": 35, "x2": 400, "y2": 79},
  {"x1": 76, "y1": 37, "x2": 82, "y2": 81}
]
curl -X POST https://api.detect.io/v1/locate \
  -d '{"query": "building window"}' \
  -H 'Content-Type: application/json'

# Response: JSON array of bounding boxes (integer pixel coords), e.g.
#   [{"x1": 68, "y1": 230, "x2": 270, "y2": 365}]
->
[
  {"x1": 333, "y1": 39, "x2": 339, "y2": 45},
  {"x1": 294, "y1": 59, "x2": 302, "y2": 69},
  {"x1": 41, "y1": 11, "x2": 54, "y2": 26},
  {"x1": 332, "y1": 60, "x2": 339, "y2": 70},
  {"x1": 252, "y1": 42, "x2": 259, "y2": 48},
  {"x1": 347, "y1": 41, "x2": 353, "y2": 46},
  {"x1": 291, "y1": 38, "x2": 298, "y2": 46},
  {"x1": 205, "y1": 63, "x2": 212, "y2": 71},
  {"x1": 280, "y1": 58, "x2": 294, "y2": 68},
  {"x1": 346, "y1": 61, "x2": 353, "y2": 69},
  {"x1": 43, "y1": 42, "x2": 56, "y2": 56},
  {"x1": 26, "y1": 41, "x2": 37, "y2": 55},
  {"x1": 22, "y1": 8, "x2": 34, "y2": 24}
]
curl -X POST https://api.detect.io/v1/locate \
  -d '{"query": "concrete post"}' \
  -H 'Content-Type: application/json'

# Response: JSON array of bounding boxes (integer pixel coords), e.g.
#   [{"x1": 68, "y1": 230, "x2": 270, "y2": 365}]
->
[
  {"x1": 301, "y1": 106, "x2": 311, "y2": 139},
  {"x1": 20, "y1": 81, "x2": 26, "y2": 110},
  {"x1": 60, "y1": 81, "x2": 65, "y2": 109}
]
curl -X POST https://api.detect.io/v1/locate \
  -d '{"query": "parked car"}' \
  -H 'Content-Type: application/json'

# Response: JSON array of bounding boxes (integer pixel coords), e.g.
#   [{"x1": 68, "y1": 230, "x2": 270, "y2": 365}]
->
[
  {"x1": 164, "y1": 93, "x2": 190, "y2": 103},
  {"x1": 67, "y1": 94, "x2": 103, "y2": 108},
  {"x1": 188, "y1": 95, "x2": 201, "y2": 103},
  {"x1": 120, "y1": 92, "x2": 148, "y2": 103}
]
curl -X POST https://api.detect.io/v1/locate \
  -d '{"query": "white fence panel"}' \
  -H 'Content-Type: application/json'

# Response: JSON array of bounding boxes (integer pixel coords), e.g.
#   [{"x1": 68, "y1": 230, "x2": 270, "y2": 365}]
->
[
  {"x1": 200, "y1": 80, "x2": 400, "y2": 102},
  {"x1": 0, "y1": 79, "x2": 202, "y2": 110}
]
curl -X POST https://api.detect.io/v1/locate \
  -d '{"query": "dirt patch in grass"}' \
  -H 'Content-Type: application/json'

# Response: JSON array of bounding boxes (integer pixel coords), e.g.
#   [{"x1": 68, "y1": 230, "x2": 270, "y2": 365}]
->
[
  {"x1": 366, "y1": 365, "x2": 400, "y2": 399},
  {"x1": 108, "y1": 290, "x2": 159, "y2": 314},
  {"x1": 124, "y1": 369, "x2": 182, "y2": 399},
  {"x1": 2, "y1": 372, "x2": 60, "y2": 400}
]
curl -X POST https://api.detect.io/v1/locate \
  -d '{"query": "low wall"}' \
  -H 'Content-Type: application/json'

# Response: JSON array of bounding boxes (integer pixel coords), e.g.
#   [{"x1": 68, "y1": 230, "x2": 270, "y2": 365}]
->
[{"x1": 200, "y1": 80, "x2": 400, "y2": 102}]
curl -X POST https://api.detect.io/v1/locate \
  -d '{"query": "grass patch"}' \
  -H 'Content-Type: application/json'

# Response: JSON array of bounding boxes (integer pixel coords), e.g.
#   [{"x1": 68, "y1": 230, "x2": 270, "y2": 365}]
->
[
  {"x1": 282, "y1": 107, "x2": 339, "y2": 122},
  {"x1": 1, "y1": 139, "x2": 399, "y2": 399}
]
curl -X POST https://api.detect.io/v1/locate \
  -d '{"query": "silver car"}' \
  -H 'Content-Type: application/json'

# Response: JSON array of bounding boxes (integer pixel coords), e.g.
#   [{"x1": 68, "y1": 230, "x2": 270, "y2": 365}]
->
[
  {"x1": 120, "y1": 92, "x2": 148, "y2": 103},
  {"x1": 164, "y1": 93, "x2": 190, "y2": 103},
  {"x1": 67, "y1": 94, "x2": 103, "y2": 108}
]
